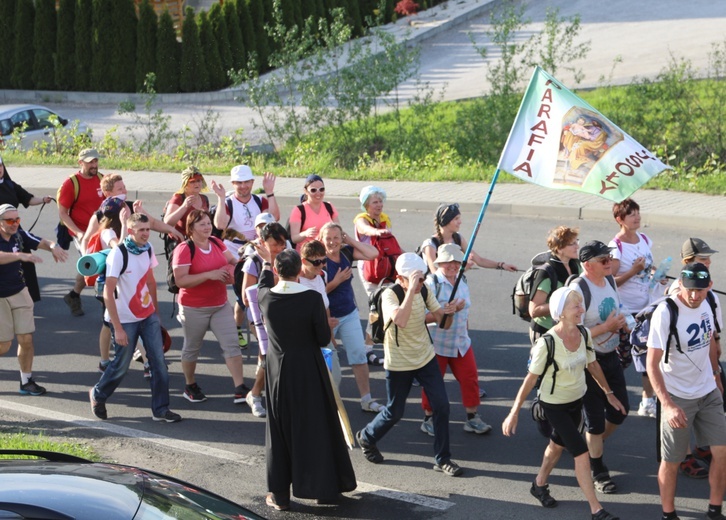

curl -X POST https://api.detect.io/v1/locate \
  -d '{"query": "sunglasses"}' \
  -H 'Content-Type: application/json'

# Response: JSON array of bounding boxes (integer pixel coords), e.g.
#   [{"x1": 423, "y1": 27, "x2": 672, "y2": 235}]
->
[
  {"x1": 2, "y1": 217, "x2": 20, "y2": 224},
  {"x1": 593, "y1": 255, "x2": 613, "y2": 264},
  {"x1": 305, "y1": 258, "x2": 327, "y2": 267},
  {"x1": 308, "y1": 187, "x2": 326, "y2": 194},
  {"x1": 681, "y1": 270, "x2": 709, "y2": 280}
]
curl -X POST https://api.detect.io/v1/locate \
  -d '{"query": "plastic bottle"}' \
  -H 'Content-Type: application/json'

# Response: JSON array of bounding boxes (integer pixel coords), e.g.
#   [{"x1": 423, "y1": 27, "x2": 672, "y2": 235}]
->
[
  {"x1": 649, "y1": 256, "x2": 672, "y2": 289},
  {"x1": 620, "y1": 303, "x2": 636, "y2": 331}
]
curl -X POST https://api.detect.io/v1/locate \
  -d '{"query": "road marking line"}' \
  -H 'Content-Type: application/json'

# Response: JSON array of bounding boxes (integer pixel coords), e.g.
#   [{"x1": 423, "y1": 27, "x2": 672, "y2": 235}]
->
[{"x1": 1, "y1": 399, "x2": 455, "y2": 511}]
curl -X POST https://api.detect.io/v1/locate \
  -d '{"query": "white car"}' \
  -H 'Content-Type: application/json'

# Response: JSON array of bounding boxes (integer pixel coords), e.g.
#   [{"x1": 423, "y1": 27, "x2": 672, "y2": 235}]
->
[{"x1": 0, "y1": 104, "x2": 91, "y2": 149}]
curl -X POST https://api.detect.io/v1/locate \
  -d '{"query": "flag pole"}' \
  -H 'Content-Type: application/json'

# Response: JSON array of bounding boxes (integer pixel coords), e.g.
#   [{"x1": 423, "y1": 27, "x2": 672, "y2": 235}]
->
[{"x1": 439, "y1": 168, "x2": 501, "y2": 328}]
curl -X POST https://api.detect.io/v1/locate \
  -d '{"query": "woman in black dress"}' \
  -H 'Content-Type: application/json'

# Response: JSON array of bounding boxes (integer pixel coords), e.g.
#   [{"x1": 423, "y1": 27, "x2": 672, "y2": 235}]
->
[{"x1": 257, "y1": 247, "x2": 356, "y2": 511}]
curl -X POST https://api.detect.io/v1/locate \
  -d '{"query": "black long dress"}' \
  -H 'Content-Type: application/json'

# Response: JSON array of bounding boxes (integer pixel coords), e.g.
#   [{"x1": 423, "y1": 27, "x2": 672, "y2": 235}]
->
[{"x1": 258, "y1": 269, "x2": 357, "y2": 500}]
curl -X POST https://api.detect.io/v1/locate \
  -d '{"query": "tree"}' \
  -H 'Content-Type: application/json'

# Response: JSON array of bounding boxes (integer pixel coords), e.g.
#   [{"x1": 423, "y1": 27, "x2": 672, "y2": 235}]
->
[
  {"x1": 347, "y1": 0, "x2": 363, "y2": 36},
  {"x1": 209, "y1": 3, "x2": 233, "y2": 81},
  {"x1": 91, "y1": 0, "x2": 114, "y2": 92},
  {"x1": 56, "y1": 0, "x2": 76, "y2": 90},
  {"x1": 236, "y1": 0, "x2": 256, "y2": 65},
  {"x1": 111, "y1": 0, "x2": 137, "y2": 92},
  {"x1": 224, "y1": 0, "x2": 246, "y2": 72},
  {"x1": 136, "y1": 0, "x2": 157, "y2": 92},
  {"x1": 0, "y1": 1, "x2": 16, "y2": 89},
  {"x1": 198, "y1": 10, "x2": 225, "y2": 90},
  {"x1": 74, "y1": 0, "x2": 93, "y2": 91},
  {"x1": 247, "y1": 0, "x2": 269, "y2": 71},
  {"x1": 155, "y1": 9, "x2": 179, "y2": 93},
  {"x1": 180, "y1": 7, "x2": 207, "y2": 92},
  {"x1": 279, "y1": 0, "x2": 296, "y2": 29},
  {"x1": 11, "y1": 0, "x2": 35, "y2": 90},
  {"x1": 33, "y1": 0, "x2": 57, "y2": 90}
]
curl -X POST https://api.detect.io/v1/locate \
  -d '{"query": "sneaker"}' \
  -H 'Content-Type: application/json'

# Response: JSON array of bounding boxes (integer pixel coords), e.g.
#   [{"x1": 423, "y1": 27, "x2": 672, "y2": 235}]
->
[
  {"x1": 89, "y1": 388, "x2": 107, "y2": 420},
  {"x1": 356, "y1": 430, "x2": 384, "y2": 464},
  {"x1": 233, "y1": 384, "x2": 251, "y2": 404},
  {"x1": 246, "y1": 393, "x2": 267, "y2": 417},
  {"x1": 183, "y1": 383, "x2": 207, "y2": 403},
  {"x1": 412, "y1": 378, "x2": 420, "y2": 387},
  {"x1": 132, "y1": 349, "x2": 143, "y2": 363},
  {"x1": 433, "y1": 459, "x2": 463, "y2": 477},
  {"x1": 592, "y1": 508, "x2": 620, "y2": 520},
  {"x1": 98, "y1": 361, "x2": 109, "y2": 374},
  {"x1": 19, "y1": 378, "x2": 46, "y2": 396},
  {"x1": 420, "y1": 417, "x2": 435, "y2": 437},
  {"x1": 143, "y1": 363, "x2": 151, "y2": 380},
  {"x1": 361, "y1": 397, "x2": 383, "y2": 413},
  {"x1": 238, "y1": 329, "x2": 248, "y2": 350},
  {"x1": 367, "y1": 352, "x2": 384, "y2": 366},
  {"x1": 153, "y1": 410, "x2": 182, "y2": 423},
  {"x1": 479, "y1": 387, "x2": 488, "y2": 398},
  {"x1": 637, "y1": 398, "x2": 657, "y2": 418},
  {"x1": 463, "y1": 414, "x2": 493, "y2": 435},
  {"x1": 530, "y1": 480, "x2": 557, "y2": 508},
  {"x1": 63, "y1": 292, "x2": 84, "y2": 317}
]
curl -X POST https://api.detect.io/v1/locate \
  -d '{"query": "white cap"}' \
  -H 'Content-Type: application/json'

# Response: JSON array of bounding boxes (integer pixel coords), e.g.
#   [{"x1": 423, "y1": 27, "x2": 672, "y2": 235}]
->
[
  {"x1": 395, "y1": 253, "x2": 427, "y2": 278},
  {"x1": 230, "y1": 165, "x2": 254, "y2": 182},
  {"x1": 254, "y1": 212, "x2": 276, "y2": 228},
  {"x1": 0, "y1": 203, "x2": 18, "y2": 218}
]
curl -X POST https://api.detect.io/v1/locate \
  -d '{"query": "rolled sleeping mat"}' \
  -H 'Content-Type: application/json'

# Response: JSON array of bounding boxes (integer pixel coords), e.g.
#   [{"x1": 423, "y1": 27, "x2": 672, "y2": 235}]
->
[{"x1": 77, "y1": 249, "x2": 111, "y2": 276}]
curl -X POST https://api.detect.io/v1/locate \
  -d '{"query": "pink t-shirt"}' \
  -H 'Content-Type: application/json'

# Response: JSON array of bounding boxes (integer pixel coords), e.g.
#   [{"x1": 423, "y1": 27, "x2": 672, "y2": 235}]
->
[
  {"x1": 172, "y1": 237, "x2": 229, "y2": 307},
  {"x1": 288, "y1": 202, "x2": 338, "y2": 251}
]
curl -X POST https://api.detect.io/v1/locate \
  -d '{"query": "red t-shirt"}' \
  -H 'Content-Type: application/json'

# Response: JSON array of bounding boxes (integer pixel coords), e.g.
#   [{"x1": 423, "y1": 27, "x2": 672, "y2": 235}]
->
[
  {"x1": 57, "y1": 172, "x2": 104, "y2": 236},
  {"x1": 167, "y1": 193, "x2": 210, "y2": 239},
  {"x1": 172, "y1": 237, "x2": 229, "y2": 307}
]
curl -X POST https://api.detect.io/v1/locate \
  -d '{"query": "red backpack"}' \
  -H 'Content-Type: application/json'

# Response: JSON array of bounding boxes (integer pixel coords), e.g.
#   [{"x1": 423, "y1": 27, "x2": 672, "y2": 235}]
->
[
  {"x1": 84, "y1": 231, "x2": 104, "y2": 287},
  {"x1": 362, "y1": 219, "x2": 404, "y2": 284}
]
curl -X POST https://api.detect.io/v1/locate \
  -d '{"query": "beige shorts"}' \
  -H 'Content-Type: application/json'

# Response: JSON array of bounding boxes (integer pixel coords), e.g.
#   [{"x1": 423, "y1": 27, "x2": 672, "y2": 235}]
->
[{"x1": 0, "y1": 288, "x2": 35, "y2": 342}]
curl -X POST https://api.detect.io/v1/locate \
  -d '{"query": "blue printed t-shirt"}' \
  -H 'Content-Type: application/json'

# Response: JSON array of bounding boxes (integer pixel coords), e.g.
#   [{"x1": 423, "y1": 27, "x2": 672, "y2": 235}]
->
[{"x1": 324, "y1": 245, "x2": 356, "y2": 318}]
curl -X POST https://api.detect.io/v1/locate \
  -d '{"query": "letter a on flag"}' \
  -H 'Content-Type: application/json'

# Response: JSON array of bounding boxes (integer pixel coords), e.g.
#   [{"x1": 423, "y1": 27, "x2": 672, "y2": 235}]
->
[{"x1": 497, "y1": 66, "x2": 671, "y2": 202}]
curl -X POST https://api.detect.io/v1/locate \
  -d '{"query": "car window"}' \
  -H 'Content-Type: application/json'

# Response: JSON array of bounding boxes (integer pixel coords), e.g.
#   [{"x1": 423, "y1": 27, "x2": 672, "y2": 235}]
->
[
  {"x1": 0, "y1": 119, "x2": 11, "y2": 137},
  {"x1": 32, "y1": 108, "x2": 57, "y2": 129},
  {"x1": 9, "y1": 110, "x2": 36, "y2": 133}
]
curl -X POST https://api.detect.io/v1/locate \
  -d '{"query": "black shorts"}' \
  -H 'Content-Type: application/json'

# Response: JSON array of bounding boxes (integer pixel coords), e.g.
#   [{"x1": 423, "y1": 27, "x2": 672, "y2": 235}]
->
[
  {"x1": 542, "y1": 399, "x2": 588, "y2": 457},
  {"x1": 583, "y1": 351, "x2": 630, "y2": 434}
]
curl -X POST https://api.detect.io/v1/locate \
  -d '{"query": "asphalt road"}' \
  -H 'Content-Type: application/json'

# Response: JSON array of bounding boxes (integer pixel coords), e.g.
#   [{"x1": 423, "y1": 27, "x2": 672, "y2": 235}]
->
[{"x1": 0, "y1": 194, "x2": 722, "y2": 519}]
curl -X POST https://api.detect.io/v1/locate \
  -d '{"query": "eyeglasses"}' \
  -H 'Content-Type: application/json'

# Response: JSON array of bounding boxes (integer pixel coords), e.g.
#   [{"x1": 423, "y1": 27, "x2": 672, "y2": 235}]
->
[
  {"x1": 2, "y1": 217, "x2": 20, "y2": 224},
  {"x1": 305, "y1": 258, "x2": 327, "y2": 267},
  {"x1": 308, "y1": 187, "x2": 326, "y2": 194},
  {"x1": 682, "y1": 270, "x2": 709, "y2": 280},
  {"x1": 593, "y1": 255, "x2": 613, "y2": 264}
]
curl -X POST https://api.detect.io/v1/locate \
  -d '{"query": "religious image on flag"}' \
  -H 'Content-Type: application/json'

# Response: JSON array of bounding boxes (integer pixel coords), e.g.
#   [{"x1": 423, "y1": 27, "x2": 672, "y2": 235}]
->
[{"x1": 498, "y1": 66, "x2": 672, "y2": 202}]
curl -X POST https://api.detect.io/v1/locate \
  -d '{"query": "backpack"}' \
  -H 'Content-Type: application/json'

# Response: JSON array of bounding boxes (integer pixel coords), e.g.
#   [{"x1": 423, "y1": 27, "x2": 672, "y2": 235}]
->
[
  {"x1": 630, "y1": 292, "x2": 720, "y2": 363},
  {"x1": 612, "y1": 233, "x2": 650, "y2": 254},
  {"x1": 368, "y1": 282, "x2": 430, "y2": 345},
  {"x1": 286, "y1": 201, "x2": 334, "y2": 247},
  {"x1": 55, "y1": 171, "x2": 104, "y2": 250},
  {"x1": 361, "y1": 217, "x2": 404, "y2": 284},
  {"x1": 83, "y1": 231, "x2": 105, "y2": 287},
  {"x1": 208, "y1": 194, "x2": 262, "y2": 240},
  {"x1": 566, "y1": 274, "x2": 618, "y2": 310},
  {"x1": 415, "y1": 233, "x2": 462, "y2": 273},
  {"x1": 538, "y1": 324, "x2": 591, "y2": 394},
  {"x1": 233, "y1": 249, "x2": 263, "y2": 304},
  {"x1": 167, "y1": 237, "x2": 223, "y2": 294},
  {"x1": 512, "y1": 251, "x2": 558, "y2": 322}
]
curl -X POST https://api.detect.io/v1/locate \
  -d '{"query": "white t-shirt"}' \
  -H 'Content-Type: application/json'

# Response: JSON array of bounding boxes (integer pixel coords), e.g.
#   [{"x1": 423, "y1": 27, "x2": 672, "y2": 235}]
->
[
  {"x1": 228, "y1": 196, "x2": 263, "y2": 241},
  {"x1": 647, "y1": 295, "x2": 718, "y2": 399},
  {"x1": 668, "y1": 279, "x2": 724, "y2": 332},
  {"x1": 609, "y1": 233, "x2": 653, "y2": 313},
  {"x1": 298, "y1": 273, "x2": 329, "y2": 309},
  {"x1": 572, "y1": 276, "x2": 621, "y2": 354},
  {"x1": 104, "y1": 243, "x2": 159, "y2": 324},
  {"x1": 100, "y1": 228, "x2": 118, "y2": 249}
]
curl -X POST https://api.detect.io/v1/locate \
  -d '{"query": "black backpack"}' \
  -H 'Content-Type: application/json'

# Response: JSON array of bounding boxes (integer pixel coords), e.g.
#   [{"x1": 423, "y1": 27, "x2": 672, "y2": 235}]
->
[
  {"x1": 566, "y1": 274, "x2": 618, "y2": 309},
  {"x1": 512, "y1": 251, "x2": 558, "y2": 321},
  {"x1": 538, "y1": 324, "x2": 591, "y2": 394},
  {"x1": 285, "y1": 201, "x2": 334, "y2": 247},
  {"x1": 167, "y1": 238, "x2": 223, "y2": 294},
  {"x1": 369, "y1": 282, "x2": 430, "y2": 345},
  {"x1": 415, "y1": 233, "x2": 462, "y2": 274}
]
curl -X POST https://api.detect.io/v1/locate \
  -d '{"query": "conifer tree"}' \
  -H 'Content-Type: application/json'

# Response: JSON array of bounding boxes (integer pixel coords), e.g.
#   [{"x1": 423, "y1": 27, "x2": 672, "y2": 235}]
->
[
  {"x1": 180, "y1": 6, "x2": 207, "y2": 92},
  {"x1": 11, "y1": 0, "x2": 35, "y2": 90},
  {"x1": 247, "y1": 0, "x2": 269, "y2": 71},
  {"x1": 347, "y1": 0, "x2": 363, "y2": 36},
  {"x1": 0, "y1": 1, "x2": 15, "y2": 89},
  {"x1": 209, "y1": 3, "x2": 232, "y2": 82},
  {"x1": 111, "y1": 0, "x2": 137, "y2": 92},
  {"x1": 136, "y1": 0, "x2": 157, "y2": 91},
  {"x1": 279, "y1": 0, "x2": 296, "y2": 29},
  {"x1": 33, "y1": 0, "x2": 57, "y2": 90},
  {"x1": 56, "y1": 0, "x2": 76, "y2": 90},
  {"x1": 236, "y1": 0, "x2": 256, "y2": 65},
  {"x1": 198, "y1": 10, "x2": 225, "y2": 90},
  {"x1": 224, "y1": 0, "x2": 246, "y2": 72},
  {"x1": 74, "y1": 0, "x2": 93, "y2": 91},
  {"x1": 155, "y1": 9, "x2": 180, "y2": 93},
  {"x1": 91, "y1": 0, "x2": 114, "y2": 91}
]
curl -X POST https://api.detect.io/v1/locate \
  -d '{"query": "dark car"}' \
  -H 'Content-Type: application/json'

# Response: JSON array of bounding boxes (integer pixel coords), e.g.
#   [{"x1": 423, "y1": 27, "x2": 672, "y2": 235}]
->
[{"x1": 0, "y1": 450, "x2": 265, "y2": 520}]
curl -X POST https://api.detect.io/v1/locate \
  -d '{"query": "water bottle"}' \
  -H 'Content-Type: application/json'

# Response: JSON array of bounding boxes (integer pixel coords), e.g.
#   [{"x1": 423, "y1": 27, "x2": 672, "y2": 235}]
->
[
  {"x1": 649, "y1": 256, "x2": 672, "y2": 289},
  {"x1": 620, "y1": 303, "x2": 636, "y2": 331}
]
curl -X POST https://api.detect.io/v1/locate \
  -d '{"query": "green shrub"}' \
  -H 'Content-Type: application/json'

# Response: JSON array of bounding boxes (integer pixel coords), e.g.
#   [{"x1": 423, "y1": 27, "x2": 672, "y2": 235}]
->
[
  {"x1": 32, "y1": 0, "x2": 57, "y2": 90},
  {"x1": 55, "y1": 0, "x2": 76, "y2": 91},
  {"x1": 11, "y1": 0, "x2": 35, "y2": 90},
  {"x1": 74, "y1": 0, "x2": 93, "y2": 91},
  {"x1": 155, "y1": 9, "x2": 180, "y2": 93},
  {"x1": 198, "y1": 10, "x2": 225, "y2": 90},
  {"x1": 180, "y1": 7, "x2": 207, "y2": 92},
  {"x1": 224, "y1": 1, "x2": 246, "y2": 73},
  {"x1": 111, "y1": 0, "x2": 137, "y2": 93},
  {"x1": 91, "y1": 0, "x2": 114, "y2": 92},
  {"x1": 0, "y1": 1, "x2": 15, "y2": 88},
  {"x1": 136, "y1": 0, "x2": 157, "y2": 92},
  {"x1": 209, "y1": 4, "x2": 233, "y2": 80}
]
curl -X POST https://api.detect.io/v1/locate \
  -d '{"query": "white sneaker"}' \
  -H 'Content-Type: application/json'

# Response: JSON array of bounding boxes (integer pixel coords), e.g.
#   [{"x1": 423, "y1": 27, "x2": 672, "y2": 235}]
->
[
  {"x1": 361, "y1": 397, "x2": 383, "y2": 413},
  {"x1": 246, "y1": 393, "x2": 267, "y2": 418},
  {"x1": 637, "y1": 398, "x2": 657, "y2": 418},
  {"x1": 463, "y1": 414, "x2": 493, "y2": 435}
]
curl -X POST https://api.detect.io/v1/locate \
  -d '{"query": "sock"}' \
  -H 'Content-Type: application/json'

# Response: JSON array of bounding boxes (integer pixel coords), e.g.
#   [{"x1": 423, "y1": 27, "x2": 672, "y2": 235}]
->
[
  {"x1": 68, "y1": 290, "x2": 80, "y2": 298},
  {"x1": 361, "y1": 393, "x2": 372, "y2": 403},
  {"x1": 20, "y1": 372, "x2": 31, "y2": 385},
  {"x1": 707, "y1": 505, "x2": 723, "y2": 518},
  {"x1": 590, "y1": 456, "x2": 605, "y2": 476},
  {"x1": 662, "y1": 511, "x2": 678, "y2": 520},
  {"x1": 424, "y1": 415, "x2": 432, "y2": 422},
  {"x1": 100, "y1": 359, "x2": 110, "y2": 366},
  {"x1": 467, "y1": 413, "x2": 476, "y2": 420}
]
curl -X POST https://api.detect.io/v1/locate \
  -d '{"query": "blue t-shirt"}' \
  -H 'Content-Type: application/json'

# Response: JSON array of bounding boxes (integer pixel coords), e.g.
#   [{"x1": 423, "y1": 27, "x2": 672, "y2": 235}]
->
[
  {"x1": 0, "y1": 230, "x2": 40, "y2": 298},
  {"x1": 324, "y1": 246, "x2": 356, "y2": 318}
]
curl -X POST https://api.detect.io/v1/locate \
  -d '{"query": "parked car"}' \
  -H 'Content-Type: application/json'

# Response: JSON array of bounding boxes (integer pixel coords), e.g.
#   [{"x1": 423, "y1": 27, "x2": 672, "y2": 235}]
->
[
  {"x1": 0, "y1": 450, "x2": 266, "y2": 519},
  {"x1": 0, "y1": 104, "x2": 91, "y2": 149}
]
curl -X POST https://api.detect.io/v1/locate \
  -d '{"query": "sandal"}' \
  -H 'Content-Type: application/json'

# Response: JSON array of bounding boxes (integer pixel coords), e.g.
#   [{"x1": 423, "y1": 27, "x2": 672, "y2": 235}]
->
[
  {"x1": 679, "y1": 454, "x2": 709, "y2": 479},
  {"x1": 356, "y1": 430, "x2": 384, "y2": 464},
  {"x1": 593, "y1": 472, "x2": 617, "y2": 494},
  {"x1": 530, "y1": 481, "x2": 557, "y2": 508},
  {"x1": 592, "y1": 508, "x2": 619, "y2": 520}
]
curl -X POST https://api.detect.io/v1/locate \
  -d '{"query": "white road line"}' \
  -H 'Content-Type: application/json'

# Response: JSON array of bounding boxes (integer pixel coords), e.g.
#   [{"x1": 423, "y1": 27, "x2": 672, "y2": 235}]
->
[{"x1": 1, "y1": 399, "x2": 456, "y2": 511}]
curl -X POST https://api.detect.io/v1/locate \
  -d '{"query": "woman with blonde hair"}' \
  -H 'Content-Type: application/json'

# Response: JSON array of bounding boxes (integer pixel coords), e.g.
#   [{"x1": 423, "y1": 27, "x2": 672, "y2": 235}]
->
[{"x1": 163, "y1": 166, "x2": 210, "y2": 247}]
